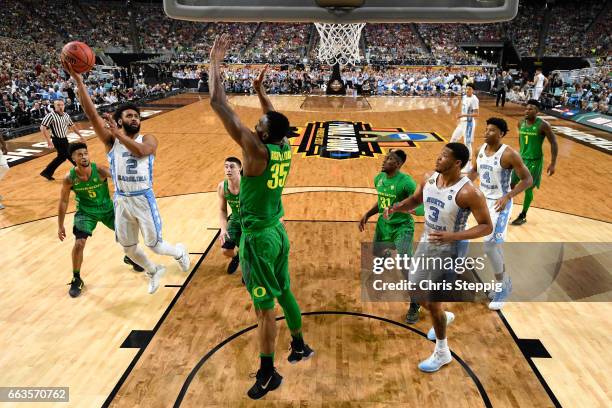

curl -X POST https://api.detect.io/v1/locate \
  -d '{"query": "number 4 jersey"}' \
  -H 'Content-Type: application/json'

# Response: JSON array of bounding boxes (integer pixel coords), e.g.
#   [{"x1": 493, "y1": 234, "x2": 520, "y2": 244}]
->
[
  {"x1": 476, "y1": 144, "x2": 512, "y2": 200},
  {"x1": 240, "y1": 142, "x2": 291, "y2": 232},
  {"x1": 108, "y1": 134, "x2": 154, "y2": 194},
  {"x1": 70, "y1": 162, "x2": 114, "y2": 214}
]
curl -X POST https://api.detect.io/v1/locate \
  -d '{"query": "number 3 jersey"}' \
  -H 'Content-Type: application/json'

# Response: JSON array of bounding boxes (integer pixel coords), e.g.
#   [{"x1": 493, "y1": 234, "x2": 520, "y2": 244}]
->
[
  {"x1": 476, "y1": 144, "x2": 511, "y2": 200},
  {"x1": 107, "y1": 134, "x2": 154, "y2": 194},
  {"x1": 420, "y1": 172, "x2": 471, "y2": 243},
  {"x1": 240, "y1": 142, "x2": 291, "y2": 233}
]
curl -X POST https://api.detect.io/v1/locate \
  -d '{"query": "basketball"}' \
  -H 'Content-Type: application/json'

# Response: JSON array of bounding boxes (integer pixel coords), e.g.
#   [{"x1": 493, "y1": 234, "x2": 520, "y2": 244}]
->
[{"x1": 60, "y1": 41, "x2": 95, "y2": 74}]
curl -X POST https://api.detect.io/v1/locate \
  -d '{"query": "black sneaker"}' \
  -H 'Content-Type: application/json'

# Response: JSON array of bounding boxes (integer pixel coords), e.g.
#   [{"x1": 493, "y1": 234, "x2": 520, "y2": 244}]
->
[
  {"x1": 405, "y1": 303, "x2": 420, "y2": 324},
  {"x1": 124, "y1": 256, "x2": 144, "y2": 272},
  {"x1": 68, "y1": 277, "x2": 84, "y2": 298},
  {"x1": 227, "y1": 255, "x2": 239, "y2": 275},
  {"x1": 247, "y1": 369, "x2": 283, "y2": 400},
  {"x1": 288, "y1": 341, "x2": 315, "y2": 364},
  {"x1": 40, "y1": 172, "x2": 55, "y2": 181},
  {"x1": 511, "y1": 213, "x2": 527, "y2": 226}
]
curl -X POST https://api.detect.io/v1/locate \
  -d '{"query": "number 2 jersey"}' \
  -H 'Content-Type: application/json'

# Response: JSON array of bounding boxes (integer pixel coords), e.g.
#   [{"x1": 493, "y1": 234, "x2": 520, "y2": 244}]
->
[
  {"x1": 107, "y1": 134, "x2": 154, "y2": 195},
  {"x1": 240, "y1": 142, "x2": 291, "y2": 233}
]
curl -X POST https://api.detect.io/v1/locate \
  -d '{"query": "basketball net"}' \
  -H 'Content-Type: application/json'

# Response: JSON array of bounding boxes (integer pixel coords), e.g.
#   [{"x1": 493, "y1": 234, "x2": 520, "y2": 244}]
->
[{"x1": 314, "y1": 23, "x2": 365, "y2": 66}]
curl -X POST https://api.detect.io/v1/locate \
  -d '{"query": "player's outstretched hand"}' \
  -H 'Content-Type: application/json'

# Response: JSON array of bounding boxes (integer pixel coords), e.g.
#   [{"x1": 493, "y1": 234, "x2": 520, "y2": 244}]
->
[
  {"x1": 210, "y1": 34, "x2": 231, "y2": 64},
  {"x1": 61, "y1": 58, "x2": 83, "y2": 84},
  {"x1": 253, "y1": 64, "x2": 269, "y2": 93},
  {"x1": 58, "y1": 225, "x2": 66, "y2": 241}
]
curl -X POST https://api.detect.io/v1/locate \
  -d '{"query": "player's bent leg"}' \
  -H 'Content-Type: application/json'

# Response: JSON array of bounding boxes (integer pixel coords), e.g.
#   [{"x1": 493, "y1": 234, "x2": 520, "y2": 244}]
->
[
  {"x1": 123, "y1": 244, "x2": 164, "y2": 294},
  {"x1": 450, "y1": 123, "x2": 464, "y2": 143},
  {"x1": 278, "y1": 289, "x2": 314, "y2": 364}
]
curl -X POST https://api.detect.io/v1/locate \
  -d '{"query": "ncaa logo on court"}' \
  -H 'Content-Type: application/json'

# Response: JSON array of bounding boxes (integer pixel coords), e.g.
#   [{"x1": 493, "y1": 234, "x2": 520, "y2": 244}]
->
[{"x1": 290, "y1": 121, "x2": 444, "y2": 160}]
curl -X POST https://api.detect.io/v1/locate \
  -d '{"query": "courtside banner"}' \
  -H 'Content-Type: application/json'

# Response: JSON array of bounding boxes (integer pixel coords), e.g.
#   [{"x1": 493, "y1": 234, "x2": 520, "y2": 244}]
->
[
  {"x1": 360, "y1": 242, "x2": 612, "y2": 302},
  {"x1": 547, "y1": 108, "x2": 612, "y2": 134}
]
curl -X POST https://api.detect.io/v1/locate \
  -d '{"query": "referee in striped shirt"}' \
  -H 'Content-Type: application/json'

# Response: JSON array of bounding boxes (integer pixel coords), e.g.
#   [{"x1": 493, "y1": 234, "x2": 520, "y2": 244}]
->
[{"x1": 40, "y1": 99, "x2": 85, "y2": 180}]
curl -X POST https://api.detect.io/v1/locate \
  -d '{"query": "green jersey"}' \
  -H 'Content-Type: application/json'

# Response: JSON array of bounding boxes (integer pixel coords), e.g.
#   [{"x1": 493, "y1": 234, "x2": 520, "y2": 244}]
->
[
  {"x1": 518, "y1": 117, "x2": 545, "y2": 160},
  {"x1": 224, "y1": 179, "x2": 241, "y2": 221},
  {"x1": 375, "y1": 171, "x2": 418, "y2": 225},
  {"x1": 70, "y1": 163, "x2": 113, "y2": 215},
  {"x1": 240, "y1": 143, "x2": 291, "y2": 232}
]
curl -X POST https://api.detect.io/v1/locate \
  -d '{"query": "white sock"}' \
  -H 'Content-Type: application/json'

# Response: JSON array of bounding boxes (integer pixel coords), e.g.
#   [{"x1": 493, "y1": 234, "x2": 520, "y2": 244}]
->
[
  {"x1": 435, "y1": 338, "x2": 448, "y2": 352},
  {"x1": 124, "y1": 245, "x2": 156, "y2": 273},
  {"x1": 150, "y1": 240, "x2": 181, "y2": 258}
]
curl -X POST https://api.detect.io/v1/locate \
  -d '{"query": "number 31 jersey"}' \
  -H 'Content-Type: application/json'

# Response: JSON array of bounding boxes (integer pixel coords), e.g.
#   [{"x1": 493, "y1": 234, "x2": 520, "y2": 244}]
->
[
  {"x1": 107, "y1": 134, "x2": 154, "y2": 194},
  {"x1": 375, "y1": 171, "x2": 417, "y2": 226}
]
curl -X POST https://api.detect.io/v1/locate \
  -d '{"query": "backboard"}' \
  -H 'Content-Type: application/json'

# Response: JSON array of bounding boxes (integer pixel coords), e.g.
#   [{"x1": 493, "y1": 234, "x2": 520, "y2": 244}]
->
[{"x1": 163, "y1": 0, "x2": 520, "y2": 23}]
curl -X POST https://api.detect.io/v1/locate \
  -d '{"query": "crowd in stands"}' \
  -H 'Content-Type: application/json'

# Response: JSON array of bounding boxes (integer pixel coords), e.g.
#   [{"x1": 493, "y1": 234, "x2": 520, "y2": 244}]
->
[
  {"x1": 203, "y1": 65, "x2": 492, "y2": 97},
  {"x1": 544, "y1": 0, "x2": 606, "y2": 57},
  {"x1": 549, "y1": 66, "x2": 611, "y2": 114},
  {"x1": 467, "y1": 23, "x2": 505, "y2": 42},
  {"x1": 584, "y1": 4, "x2": 612, "y2": 59},
  {"x1": 242, "y1": 24, "x2": 311, "y2": 64},
  {"x1": 505, "y1": 0, "x2": 545, "y2": 56},
  {"x1": 364, "y1": 24, "x2": 432, "y2": 65},
  {"x1": 418, "y1": 24, "x2": 480, "y2": 65}
]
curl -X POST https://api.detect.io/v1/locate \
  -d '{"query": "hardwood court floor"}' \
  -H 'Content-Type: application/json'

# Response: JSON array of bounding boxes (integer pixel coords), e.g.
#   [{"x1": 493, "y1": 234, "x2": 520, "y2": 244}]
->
[{"x1": 0, "y1": 94, "x2": 610, "y2": 407}]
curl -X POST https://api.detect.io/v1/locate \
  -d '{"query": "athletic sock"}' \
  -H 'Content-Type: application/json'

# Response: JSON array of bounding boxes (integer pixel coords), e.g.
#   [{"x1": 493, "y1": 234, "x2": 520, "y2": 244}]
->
[
  {"x1": 435, "y1": 338, "x2": 448, "y2": 352},
  {"x1": 73, "y1": 270, "x2": 80, "y2": 279},
  {"x1": 150, "y1": 240, "x2": 181, "y2": 258},
  {"x1": 260, "y1": 353, "x2": 274, "y2": 375}
]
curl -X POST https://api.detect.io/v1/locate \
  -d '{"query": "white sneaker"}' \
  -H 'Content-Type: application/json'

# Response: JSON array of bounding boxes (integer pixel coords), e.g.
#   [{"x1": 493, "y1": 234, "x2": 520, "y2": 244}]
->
[
  {"x1": 175, "y1": 243, "x2": 190, "y2": 272},
  {"x1": 427, "y1": 311, "x2": 455, "y2": 341},
  {"x1": 147, "y1": 265, "x2": 166, "y2": 294},
  {"x1": 418, "y1": 348, "x2": 453, "y2": 372}
]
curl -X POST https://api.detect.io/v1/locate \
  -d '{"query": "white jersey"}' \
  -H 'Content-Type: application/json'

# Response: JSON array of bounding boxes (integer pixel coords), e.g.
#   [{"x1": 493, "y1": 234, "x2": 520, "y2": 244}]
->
[
  {"x1": 534, "y1": 73, "x2": 545, "y2": 88},
  {"x1": 107, "y1": 134, "x2": 154, "y2": 195},
  {"x1": 420, "y1": 172, "x2": 472, "y2": 243},
  {"x1": 476, "y1": 144, "x2": 512, "y2": 200},
  {"x1": 460, "y1": 94, "x2": 479, "y2": 123}
]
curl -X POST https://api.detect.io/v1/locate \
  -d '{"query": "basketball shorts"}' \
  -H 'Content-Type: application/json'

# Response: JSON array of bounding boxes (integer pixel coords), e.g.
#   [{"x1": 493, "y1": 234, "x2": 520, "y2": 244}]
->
[
  {"x1": 408, "y1": 241, "x2": 474, "y2": 302},
  {"x1": 73, "y1": 208, "x2": 115, "y2": 239},
  {"x1": 114, "y1": 190, "x2": 162, "y2": 247},
  {"x1": 374, "y1": 218, "x2": 414, "y2": 256},
  {"x1": 239, "y1": 222, "x2": 290, "y2": 310},
  {"x1": 451, "y1": 120, "x2": 475, "y2": 147},
  {"x1": 483, "y1": 197, "x2": 512, "y2": 243},
  {"x1": 533, "y1": 87, "x2": 544, "y2": 100},
  {"x1": 511, "y1": 157, "x2": 543, "y2": 188},
  {"x1": 221, "y1": 218, "x2": 242, "y2": 250}
]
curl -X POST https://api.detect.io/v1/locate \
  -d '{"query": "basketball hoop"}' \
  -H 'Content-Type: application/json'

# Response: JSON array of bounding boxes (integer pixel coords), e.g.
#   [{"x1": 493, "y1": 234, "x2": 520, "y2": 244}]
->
[{"x1": 314, "y1": 22, "x2": 365, "y2": 66}]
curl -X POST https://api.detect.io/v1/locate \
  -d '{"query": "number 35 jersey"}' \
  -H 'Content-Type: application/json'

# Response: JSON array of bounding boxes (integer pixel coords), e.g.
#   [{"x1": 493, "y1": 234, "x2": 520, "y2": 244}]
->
[
  {"x1": 107, "y1": 134, "x2": 154, "y2": 194},
  {"x1": 420, "y1": 172, "x2": 471, "y2": 242},
  {"x1": 476, "y1": 144, "x2": 511, "y2": 200},
  {"x1": 240, "y1": 142, "x2": 291, "y2": 233}
]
